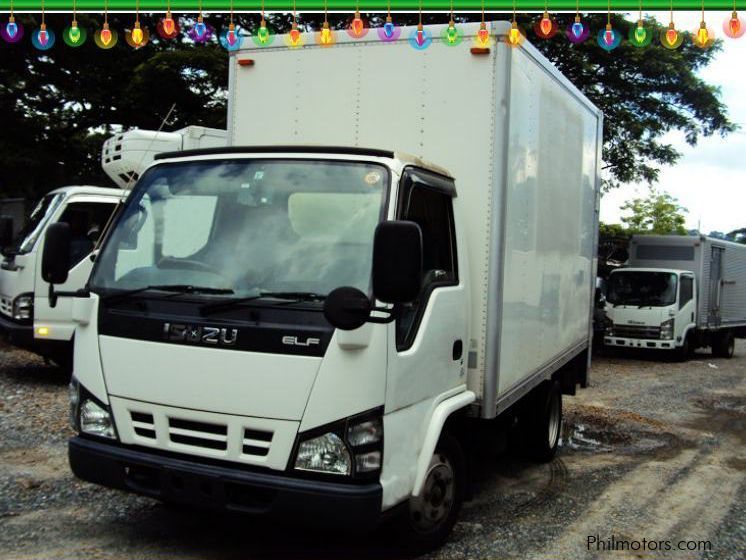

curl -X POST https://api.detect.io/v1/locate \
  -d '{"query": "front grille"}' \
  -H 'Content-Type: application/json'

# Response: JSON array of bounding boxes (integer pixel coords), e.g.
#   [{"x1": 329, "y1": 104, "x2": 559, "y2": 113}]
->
[
  {"x1": 242, "y1": 428, "x2": 273, "y2": 457},
  {"x1": 168, "y1": 417, "x2": 228, "y2": 451},
  {"x1": 613, "y1": 324, "x2": 661, "y2": 340},
  {"x1": 130, "y1": 411, "x2": 156, "y2": 439}
]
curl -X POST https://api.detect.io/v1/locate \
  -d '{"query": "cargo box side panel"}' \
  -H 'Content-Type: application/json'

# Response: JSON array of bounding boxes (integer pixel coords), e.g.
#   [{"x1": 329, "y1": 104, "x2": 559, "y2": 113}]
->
[
  {"x1": 718, "y1": 242, "x2": 746, "y2": 327},
  {"x1": 494, "y1": 46, "x2": 598, "y2": 399}
]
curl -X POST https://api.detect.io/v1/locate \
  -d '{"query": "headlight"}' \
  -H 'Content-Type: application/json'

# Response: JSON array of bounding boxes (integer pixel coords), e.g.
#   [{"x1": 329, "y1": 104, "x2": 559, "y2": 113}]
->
[
  {"x1": 605, "y1": 320, "x2": 614, "y2": 336},
  {"x1": 660, "y1": 318, "x2": 674, "y2": 340},
  {"x1": 69, "y1": 379, "x2": 117, "y2": 439},
  {"x1": 293, "y1": 410, "x2": 383, "y2": 478},
  {"x1": 80, "y1": 400, "x2": 117, "y2": 439},
  {"x1": 12, "y1": 294, "x2": 33, "y2": 321},
  {"x1": 294, "y1": 432, "x2": 351, "y2": 475}
]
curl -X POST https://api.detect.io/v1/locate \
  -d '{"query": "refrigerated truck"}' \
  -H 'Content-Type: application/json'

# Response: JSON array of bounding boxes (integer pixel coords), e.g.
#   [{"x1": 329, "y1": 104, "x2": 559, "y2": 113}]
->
[
  {"x1": 0, "y1": 126, "x2": 226, "y2": 369},
  {"x1": 44, "y1": 22, "x2": 602, "y2": 548},
  {"x1": 604, "y1": 234, "x2": 746, "y2": 359}
]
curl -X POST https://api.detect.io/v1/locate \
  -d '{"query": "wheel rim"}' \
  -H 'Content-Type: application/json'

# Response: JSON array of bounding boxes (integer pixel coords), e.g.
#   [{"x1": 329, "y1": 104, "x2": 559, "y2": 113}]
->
[
  {"x1": 548, "y1": 393, "x2": 561, "y2": 448},
  {"x1": 409, "y1": 453, "x2": 455, "y2": 533}
]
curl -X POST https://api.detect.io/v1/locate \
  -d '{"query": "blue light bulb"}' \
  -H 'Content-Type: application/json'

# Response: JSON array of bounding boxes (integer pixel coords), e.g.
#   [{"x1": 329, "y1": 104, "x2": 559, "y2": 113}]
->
[
  {"x1": 384, "y1": 21, "x2": 394, "y2": 38},
  {"x1": 571, "y1": 22, "x2": 584, "y2": 38},
  {"x1": 195, "y1": 21, "x2": 206, "y2": 39},
  {"x1": 6, "y1": 21, "x2": 17, "y2": 38}
]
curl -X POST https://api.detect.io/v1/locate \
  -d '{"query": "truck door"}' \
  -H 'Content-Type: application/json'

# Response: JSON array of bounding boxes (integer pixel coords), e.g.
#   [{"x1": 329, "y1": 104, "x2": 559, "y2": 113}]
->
[
  {"x1": 34, "y1": 199, "x2": 119, "y2": 341},
  {"x1": 708, "y1": 247, "x2": 724, "y2": 327},
  {"x1": 385, "y1": 168, "x2": 468, "y2": 411}
]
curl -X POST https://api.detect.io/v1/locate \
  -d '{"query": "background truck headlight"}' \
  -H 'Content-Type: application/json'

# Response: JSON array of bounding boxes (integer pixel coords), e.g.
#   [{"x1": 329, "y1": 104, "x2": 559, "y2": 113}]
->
[
  {"x1": 293, "y1": 410, "x2": 383, "y2": 477},
  {"x1": 660, "y1": 319, "x2": 674, "y2": 340},
  {"x1": 12, "y1": 294, "x2": 33, "y2": 321},
  {"x1": 294, "y1": 432, "x2": 352, "y2": 475}
]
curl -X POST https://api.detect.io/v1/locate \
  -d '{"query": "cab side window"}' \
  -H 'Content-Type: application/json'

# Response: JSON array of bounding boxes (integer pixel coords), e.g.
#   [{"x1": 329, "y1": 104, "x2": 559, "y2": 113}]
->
[
  {"x1": 58, "y1": 201, "x2": 118, "y2": 268},
  {"x1": 680, "y1": 275, "x2": 694, "y2": 308},
  {"x1": 396, "y1": 169, "x2": 458, "y2": 350}
]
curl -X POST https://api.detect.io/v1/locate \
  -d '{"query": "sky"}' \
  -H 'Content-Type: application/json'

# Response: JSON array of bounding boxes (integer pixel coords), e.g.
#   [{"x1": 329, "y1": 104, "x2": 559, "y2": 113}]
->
[{"x1": 599, "y1": 11, "x2": 746, "y2": 235}]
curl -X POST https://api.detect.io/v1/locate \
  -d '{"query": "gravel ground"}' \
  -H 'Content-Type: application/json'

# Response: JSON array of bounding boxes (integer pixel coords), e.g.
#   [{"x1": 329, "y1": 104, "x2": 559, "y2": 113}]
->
[{"x1": 0, "y1": 340, "x2": 744, "y2": 560}]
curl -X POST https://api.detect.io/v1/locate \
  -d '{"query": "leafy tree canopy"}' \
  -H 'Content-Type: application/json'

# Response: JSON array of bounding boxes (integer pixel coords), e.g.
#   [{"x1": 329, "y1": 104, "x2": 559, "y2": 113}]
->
[
  {"x1": 620, "y1": 187, "x2": 688, "y2": 235},
  {"x1": 0, "y1": 12, "x2": 734, "y2": 202}
]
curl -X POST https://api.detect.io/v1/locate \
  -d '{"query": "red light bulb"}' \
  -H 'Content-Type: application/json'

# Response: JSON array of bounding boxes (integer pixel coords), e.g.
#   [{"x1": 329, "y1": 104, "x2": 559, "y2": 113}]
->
[
  {"x1": 101, "y1": 23, "x2": 112, "y2": 45},
  {"x1": 477, "y1": 22, "x2": 489, "y2": 46},
  {"x1": 163, "y1": 12, "x2": 175, "y2": 35},
  {"x1": 539, "y1": 12, "x2": 552, "y2": 36},
  {"x1": 351, "y1": 11, "x2": 364, "y2": 37},
  {"x1": 289, "y1": 24, "x2": 301, "y2": 46}
]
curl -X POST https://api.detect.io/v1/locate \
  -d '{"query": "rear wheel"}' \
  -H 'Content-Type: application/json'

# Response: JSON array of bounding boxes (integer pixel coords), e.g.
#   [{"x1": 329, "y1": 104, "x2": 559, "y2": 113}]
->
[
  {"x1": 519, "y1": 381, "x2": 562, "y2": 462},
  {"x1": 397, "y1": 432, "x2": 465, "y2": 552},
  {"x1": 712, "y1": 331, "x2": 735, "y2": 359}
]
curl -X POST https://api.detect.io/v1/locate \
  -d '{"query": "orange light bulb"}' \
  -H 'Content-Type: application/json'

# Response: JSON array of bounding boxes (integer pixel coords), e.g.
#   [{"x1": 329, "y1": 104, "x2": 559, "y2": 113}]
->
[
  {"x1": 101, "y1": 23, "x2": 112, "y2": 45},
  {"x1": 666, "y1": 27, "x2": 678, "y2": 45},
  {"x1": 477, "y1": 22, "x2": 489, "y2": 46},
  {"x1": 539, "y1": 12, "x2": 552, "y2": 36},
  {"x1": 289, "y1": 24, "x2": 301, "y2": 46},
  {"x1": 351, "y1": 11, "x2": 364, "y2": 36},
  {"x1": 163, "y1": 12, "x2": 175, "y2": 35},
  {"x1": 730, "y1": 14, "x2": 740, "y2": 35}
]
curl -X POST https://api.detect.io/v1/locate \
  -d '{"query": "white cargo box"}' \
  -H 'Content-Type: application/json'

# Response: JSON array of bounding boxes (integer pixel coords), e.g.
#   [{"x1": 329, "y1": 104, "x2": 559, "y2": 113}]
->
[
  {"x1": 228, "y1": 21, "x2": 602, "y2": 417},
  {"x1": 630, "y1": 235, "x2": 746, "y2": 329}
]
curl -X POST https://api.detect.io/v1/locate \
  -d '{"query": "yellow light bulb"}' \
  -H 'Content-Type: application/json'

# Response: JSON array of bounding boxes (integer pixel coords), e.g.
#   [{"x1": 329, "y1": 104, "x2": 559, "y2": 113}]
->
[{"x1": 132, "y1": 22, "x2": 144, "y2": 45}]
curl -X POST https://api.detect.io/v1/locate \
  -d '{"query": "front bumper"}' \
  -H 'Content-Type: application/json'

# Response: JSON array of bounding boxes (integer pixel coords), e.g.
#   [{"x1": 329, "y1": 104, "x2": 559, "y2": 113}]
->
[
  {"x1": 69, "y1": 436, "x2": 383, "y2": 528},
  {"x1": 0, "y1": 313, "x2": 33, "y2": 349},
  {"x1": 604, "y1": 336, "x2": 677, "y2": 350}
]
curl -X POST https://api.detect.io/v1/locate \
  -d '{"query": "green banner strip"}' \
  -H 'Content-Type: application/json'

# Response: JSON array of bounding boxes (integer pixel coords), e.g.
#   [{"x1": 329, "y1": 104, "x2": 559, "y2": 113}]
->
[{"x1": 2, "y1": 2, "x2": 742, "y2": 11}]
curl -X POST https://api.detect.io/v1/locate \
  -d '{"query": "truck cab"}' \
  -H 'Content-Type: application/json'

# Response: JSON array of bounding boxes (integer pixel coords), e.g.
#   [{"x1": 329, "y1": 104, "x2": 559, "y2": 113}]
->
[
  {"x1": 604, "y1": 267, "x2": 696, "y2": 356},
  {"x1": 0, "y1": 186, "x2": 122, "y2": 366}
]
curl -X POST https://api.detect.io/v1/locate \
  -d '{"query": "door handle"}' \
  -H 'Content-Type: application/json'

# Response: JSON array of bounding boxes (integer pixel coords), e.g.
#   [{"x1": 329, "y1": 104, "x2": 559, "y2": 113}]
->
[{"x1": 452, "y1": 339, "x2": 463, "y2": 361}]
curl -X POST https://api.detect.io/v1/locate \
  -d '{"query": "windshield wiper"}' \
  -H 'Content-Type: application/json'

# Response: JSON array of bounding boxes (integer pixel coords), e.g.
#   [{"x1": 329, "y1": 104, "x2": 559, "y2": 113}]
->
[
  {"x1": 101, "y1": 284, "x2": 234, "y2": 304},
  {"x1": 200, "y1": 291, "x2": 326, "y2": 316}
]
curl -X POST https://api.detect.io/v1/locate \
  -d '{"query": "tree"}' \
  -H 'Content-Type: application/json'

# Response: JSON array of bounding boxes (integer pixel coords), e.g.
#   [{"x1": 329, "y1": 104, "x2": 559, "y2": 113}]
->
[
  {"x1": 620, "y1": 187, "x2": 688, "y2": 235},
  {"x1": 0, "y1": 12, "x2": 735, "y2": 202},
  {"x1": 726, "y1": 228, "x2": 746, "y2": 244}
]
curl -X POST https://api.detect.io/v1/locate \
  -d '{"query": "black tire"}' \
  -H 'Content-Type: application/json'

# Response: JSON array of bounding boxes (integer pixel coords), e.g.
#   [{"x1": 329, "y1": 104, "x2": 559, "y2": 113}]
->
[
  {"x1": 712, "y1": 331, "x2": 735, "y2": 359},
  {"x1": 675, "y1": 336, "x2": 690, "y2": 362},
  {"x1": 396, "y1": 432, "x2": 466, "y2": 552},
  {"x1": 519, "y1": 381, "x2": 562, "y2": 463}
]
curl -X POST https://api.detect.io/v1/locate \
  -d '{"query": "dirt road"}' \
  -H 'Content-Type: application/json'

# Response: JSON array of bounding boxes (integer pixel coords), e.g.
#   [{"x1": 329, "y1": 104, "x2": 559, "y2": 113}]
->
[{"x1": 0, "y1": 342, "x2": 744, "y2": 559}]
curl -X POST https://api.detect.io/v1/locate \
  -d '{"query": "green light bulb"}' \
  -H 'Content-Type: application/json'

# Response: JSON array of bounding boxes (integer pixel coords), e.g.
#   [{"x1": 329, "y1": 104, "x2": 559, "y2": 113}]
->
[
  {"x1": 634, "y1": 25, "x2": 646, "y2": 44},
  {"x1": 69, "y1": 22, "x2": 81, "y2": 43},
  {"x1": 446, "y1": 23, "x2": 458, "y2": 44}
]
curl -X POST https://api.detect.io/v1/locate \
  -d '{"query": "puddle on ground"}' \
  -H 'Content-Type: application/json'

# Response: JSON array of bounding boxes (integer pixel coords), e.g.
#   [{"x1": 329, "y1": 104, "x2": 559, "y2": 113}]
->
[{"x1": 562, "y1": 423, "x2": 613, "y2": 452}]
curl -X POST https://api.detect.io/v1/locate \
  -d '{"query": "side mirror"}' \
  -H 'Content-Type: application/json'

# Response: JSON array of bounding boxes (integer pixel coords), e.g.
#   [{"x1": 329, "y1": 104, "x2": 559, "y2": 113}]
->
[
  {"x1": 0, "y1": 216, "x2": 14, "y2": 248},
  {"x1": 42, "y1": 222, "x2": 71, "y2": 285},
  {"x1": 372, "y1": 220, "x2": 423, "y2": 304},
  {"x1": 323, "y1": 287, "x2": 372, "y2": 331}
]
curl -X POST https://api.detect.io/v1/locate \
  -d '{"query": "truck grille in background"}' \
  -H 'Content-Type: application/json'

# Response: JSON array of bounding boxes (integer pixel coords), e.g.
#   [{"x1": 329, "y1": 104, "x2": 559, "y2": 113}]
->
[
  {"x1": 130, "y1": 411, "x2": 156, "y2": 439},
  {"x1": 613, "y1": 325, "x2": 661, "y2": 340},
  {"x1": 168, "y1": 417, "x2": 228, "y2": 451},
  {"x1": 0, "y1": 296, "x2": 12, "y2": 317},
  {"x1": 242, "y1": 428, "x2": 273, "y2": 457}
]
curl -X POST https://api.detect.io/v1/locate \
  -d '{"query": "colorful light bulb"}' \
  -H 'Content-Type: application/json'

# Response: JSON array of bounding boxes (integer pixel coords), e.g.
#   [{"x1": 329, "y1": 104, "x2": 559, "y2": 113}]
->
[
  {"x1": 597, "y1": 23, "x2": 620, "y2": 51},
  {"x1": 446, "y1": 22, "x2": 458, "y2": 44},
  {"x1": 289, "y1": 24, "x2": 301, "y2": 46},
  {"x1": 6, "y1": 17, "x2": 17, "y2": 39},
  {"x1": 415, "y1": 24, "x2": 425, "y2": 46},
  {"x1": 194, "y1": 17, "x2": 207, "y2": 40},
  {"x1": 132, "y1": 22, "x2": 144, "y2": 45},
  {"x1": 227, "y1": 22, "x2": 237, "y2": 46},
  {"x1": 540, "y1": 11, "x2": 552, "y2": 36},
  {"x1": 319, "y1": 21, "x2": 332, "y2": 45},
  {"x1": 257, "y1": 19, "x2": 269, "y2": 43},
  {"x1": 567, "y1": 15, "x2": 588, "y2": 44},
  {"x1": 571, "y1": 21, "x2": 584, "y2": 39},
  {"x1": 351, "y1": 11, "x2": 364, "y2": 37},
  {"x1": 508, "y1": 21, "x2": 521, "y2": 46},
  {"x1": 163, "y1": 12, "x2": 175, "y2": 35},
  {"x1": 384, "y1": 19, "x2": 394, "y2": 38},
  {"x1": 635, "y1": 24, "x2": 646, "y2": 43},
  {"x1": 730, "y1": 14, "x2": 741, "y2": 35},
  {"x1": 724, "y1": 11, "x2": 745, "y2": 38},
  {"x1": 101, "y1": 23, "x2": 112, "y2": 45},
  {"x1": 694, "y1": 21, "x2": 712, "y2": 48},
  {"x1": 38, "y1": 24, "x2": 48, "y2": 46},
  {"x1": 477, "y1": 22, "x2": 489, "y2": 46},
  {"x1": 666, "y1": 27, "x2": 678, "y2": 46},
  {"x1": 68, "y1": 21, "x2": 81, "y2": 43},
  {"x1": 604, "y1": 24, "x2": 613, "y2": 45}
]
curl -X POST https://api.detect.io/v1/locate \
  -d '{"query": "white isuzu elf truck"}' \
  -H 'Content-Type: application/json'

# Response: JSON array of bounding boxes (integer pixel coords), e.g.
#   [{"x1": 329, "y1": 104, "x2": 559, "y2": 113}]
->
[
  {"x1": 604, "y1": 234, "x2": 746, "y2": 360},
  {"x1": 0, "y1": 126, "x2": 225, "y2": 369},
  {"x1": 42, "y1": 22, "x2": 602, "y2": 548}
]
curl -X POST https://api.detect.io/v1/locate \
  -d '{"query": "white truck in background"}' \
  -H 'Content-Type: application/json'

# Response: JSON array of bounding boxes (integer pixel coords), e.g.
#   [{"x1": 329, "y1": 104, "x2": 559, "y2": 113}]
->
[
  {"x1": 45, "y1": 22, "x2": 601, "y2": 549},
  {"x1": 604, "y1": 234, "x2": 746, "y2": 360},
  {"x1": 0, "y1": 126, "x2": 226, "y2": 369}
]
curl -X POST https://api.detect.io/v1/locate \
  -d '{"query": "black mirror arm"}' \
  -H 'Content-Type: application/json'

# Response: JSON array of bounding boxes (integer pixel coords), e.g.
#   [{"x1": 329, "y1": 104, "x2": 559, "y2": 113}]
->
[{"x1": 47, "y1": 283, "x2": 90, "y2": 308}]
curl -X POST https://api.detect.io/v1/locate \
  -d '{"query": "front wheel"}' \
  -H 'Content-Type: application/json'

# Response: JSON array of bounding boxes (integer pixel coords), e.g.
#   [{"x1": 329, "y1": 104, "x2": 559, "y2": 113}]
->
[{"x1": 396, "y1": 432, "x2": 465, "y2": 552}]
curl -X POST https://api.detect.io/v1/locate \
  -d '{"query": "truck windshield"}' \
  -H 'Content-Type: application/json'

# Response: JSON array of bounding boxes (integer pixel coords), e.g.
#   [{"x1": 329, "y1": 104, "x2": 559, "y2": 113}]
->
[
  {"x1": 90, "y1": 159, "x2": 388, "y2": 301},
  {"x1": 606, "y1": 271, "x2": 678, "y2": 307},
  {"x1": 7, "y1": 193, "x2": 66, "y2": 255}
]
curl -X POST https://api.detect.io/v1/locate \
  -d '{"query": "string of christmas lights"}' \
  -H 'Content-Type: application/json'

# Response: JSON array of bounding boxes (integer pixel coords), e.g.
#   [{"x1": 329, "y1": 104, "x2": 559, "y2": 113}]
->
[{"x1": 1, "y1": 4, "x2": 743, "y2": 51}]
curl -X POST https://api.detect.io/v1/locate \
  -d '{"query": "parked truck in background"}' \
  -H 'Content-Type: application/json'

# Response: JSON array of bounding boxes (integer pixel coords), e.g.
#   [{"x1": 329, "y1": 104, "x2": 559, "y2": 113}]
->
[
  {"x1": 0, "y1": 126, "x2": 226, "y2": 369},
  {"x1": 42, "y1": 22, "x2": 602, "y2": 548},
  {"x1": 604, "y1": 234, "x2": 746, "y2": 360}
]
